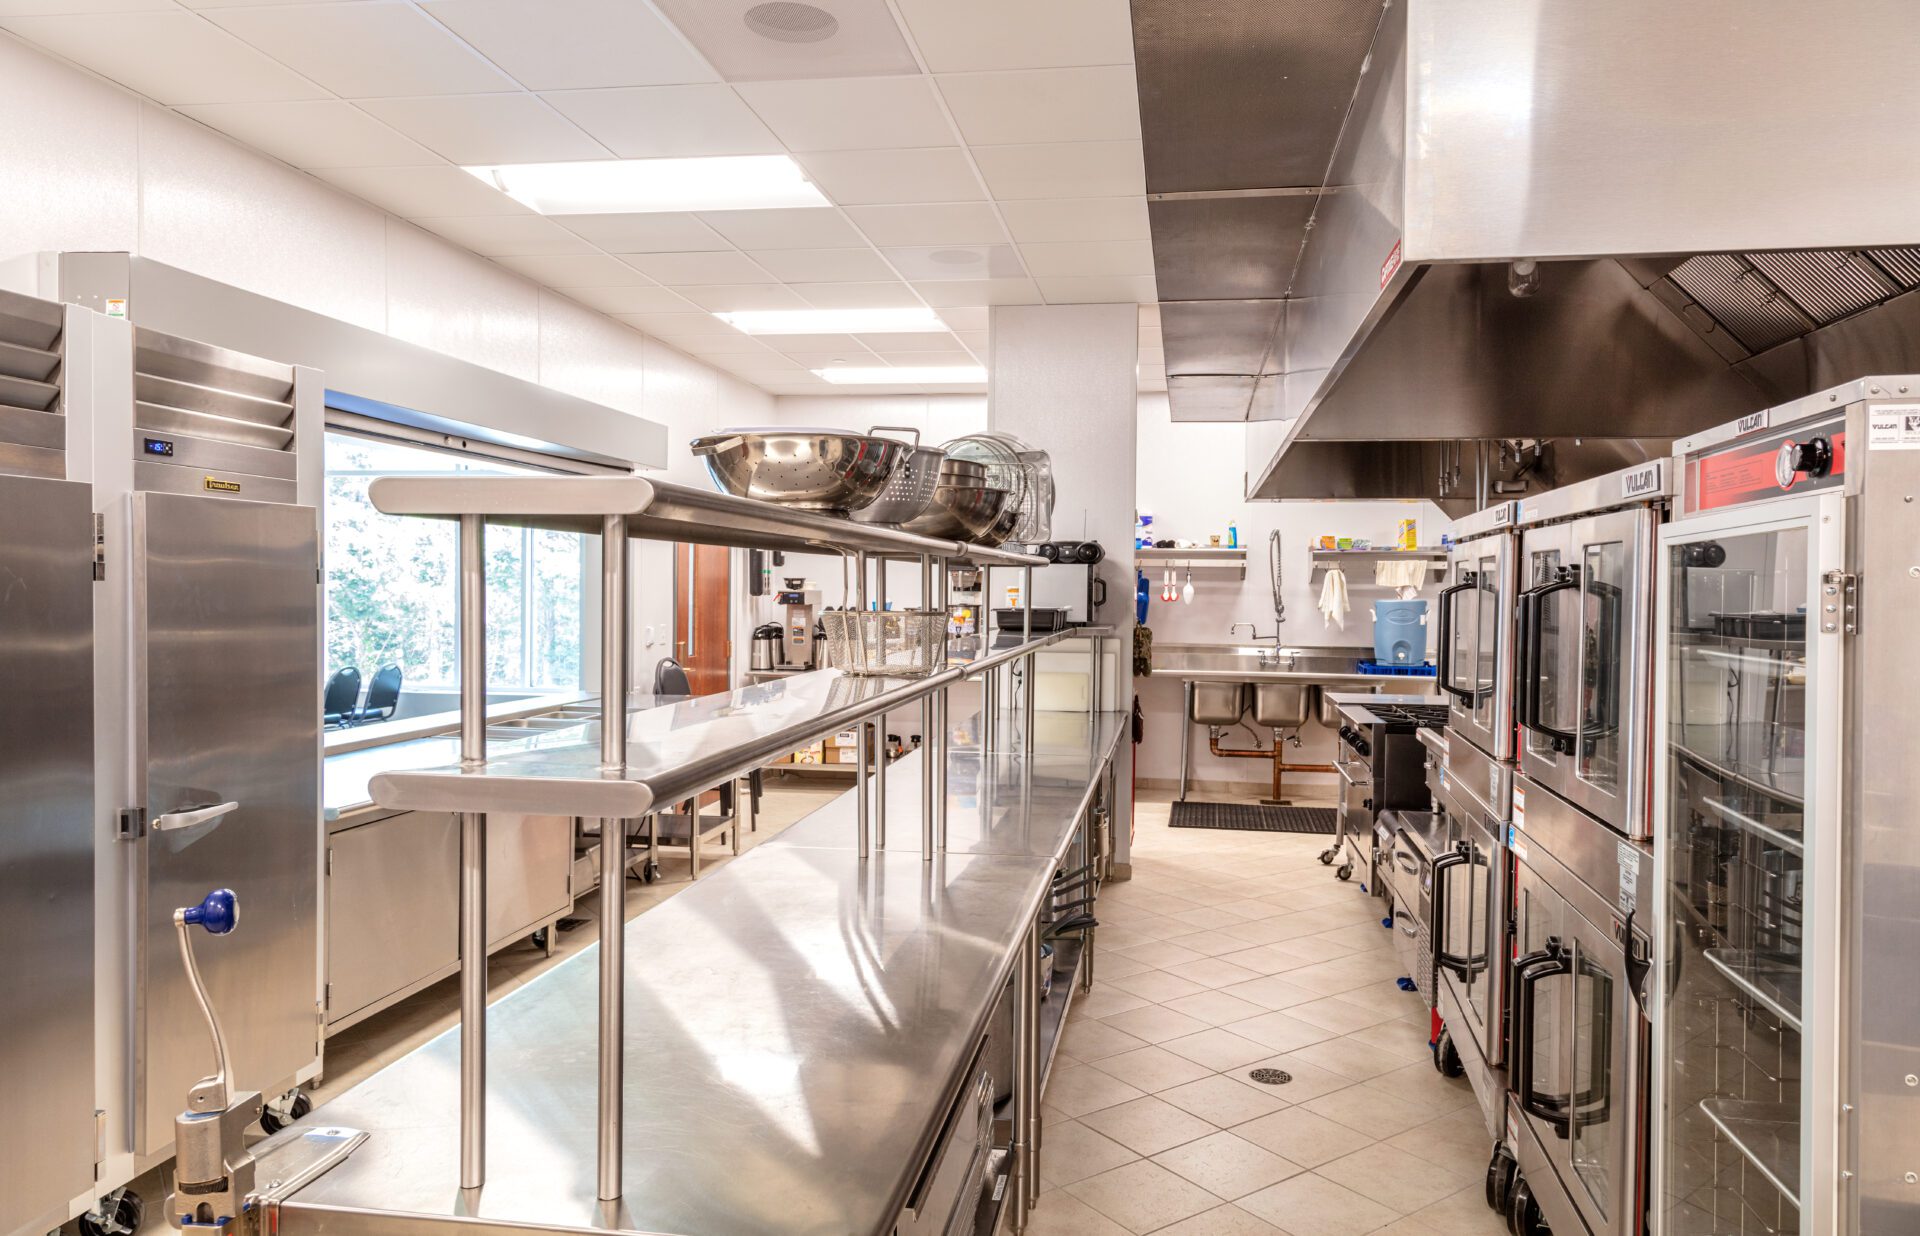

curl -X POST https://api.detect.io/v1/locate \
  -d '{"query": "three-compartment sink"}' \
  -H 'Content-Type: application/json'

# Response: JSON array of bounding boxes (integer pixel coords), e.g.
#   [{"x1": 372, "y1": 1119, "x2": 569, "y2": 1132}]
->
[{"x1": 1152, "y1": 644, "x2": 1388, "y2": 729}]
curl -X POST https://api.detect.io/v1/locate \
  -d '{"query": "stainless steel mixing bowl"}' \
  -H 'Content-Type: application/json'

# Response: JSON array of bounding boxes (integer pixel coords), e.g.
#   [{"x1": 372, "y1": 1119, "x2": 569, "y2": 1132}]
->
[
  {"x1": 690, "y1": 428, "x2": 914, "y2": 512},
  {"x1": 899, "y1": 485, "x2": 1010, "y2": 540}
]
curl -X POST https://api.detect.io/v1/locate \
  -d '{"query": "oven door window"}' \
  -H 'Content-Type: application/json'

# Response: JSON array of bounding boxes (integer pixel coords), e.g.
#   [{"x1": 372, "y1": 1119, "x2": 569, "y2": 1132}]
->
[
  {"x1": 1524, "y1": 547, "x2": 1571, "y2": 762},
  {"x1": 1471, "y1": 551, "x2": 1500, "y2": 730},
  {"x1": 1570, "y1": 935, "x2": 1618, "y2": 1221},
  {"x1": 1444, "y1": 564, "x2": 1481, "y2": 702},
  {"x1": 1577, "y1": 539, "x2": 1627, "y2": 800}
]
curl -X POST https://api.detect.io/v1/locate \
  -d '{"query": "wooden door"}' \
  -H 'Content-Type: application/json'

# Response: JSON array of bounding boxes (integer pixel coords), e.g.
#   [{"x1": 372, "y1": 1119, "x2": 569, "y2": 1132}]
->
[{"x1": 672, "y1": 543, "x2": 731, "y2": 695}]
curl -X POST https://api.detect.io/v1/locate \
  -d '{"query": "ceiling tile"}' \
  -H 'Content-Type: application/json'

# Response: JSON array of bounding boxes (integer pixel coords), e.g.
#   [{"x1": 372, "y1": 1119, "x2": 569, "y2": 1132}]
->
[
  {"x1": 1138, "y1": 345, "x2": 1165, "y2": 366},
  {"x1": 562, "y1": 211, "x2": 727, "y2": 252},
  {"x1": 972, "y1": 140, "x2": 1143, "y2": 199},
  {"x1": 951, "y1": 329, "x2": 990, "y2": 351},
  {"x1": 0, "y1": 11, "x2": 326, "y2": 104},
  {"x1": 1019, "y1": 239, "x2": 1154, "y2": 277},
  {"x1": 746, "y1": 247, "x2": 893, "y2": 282},
  {"x1": 797, "y1": 281, "x2": 924, "y2": 308},
  {"x1": 776, "y1": 349, "x2": 877, "y2": 367},
  {"x1": 414, "y1": 214, "x2": 599, "y2": 255},
  {"x1": 1138, "y1": 303, "x2": 1161, "y2": 326},
  {"x1": 855, "y1": 332, "x2": 958, "y2": 351},
  {"x1": 936, "y1": 306, "x2": 989, "y2": 330},
  {"x1": 0, "y1": 0, "x2": 175, "y2": 11},
  {"x1": 623, "y1": 250, "x2": 771, "y2": 284},
  {"x1": 615, "y1": 311, "x2": 744, "y2": 337},
  {"x1": 360, "y1": 95, "x2": 607, "y2": 165},
  {"x1": 1036, "y1": 273, "x2": 1157, "y2": 302},
  {"x1": 672, "y1": 283, "x2": 810, "y2": 311},
  {"x1": 874, "y1": 349, "x2": 974, "y2": 366},
  {"x1": 665, "y1": 330, "x2": 784, "y2": 354},
  {"x1": 735, "y1": 75, "x2": 953, "y2": 152},
  {"x1": 842, "y1": 202, "x2": 1006, "y2": 246},
  {"x1": 764, "y1": 333, "x2": 870, "y2": 354},
  {"x1": 651, "y1": 0, "x2": 917, "y2": 81},
  {"x1": 893, "y1": 0, "x2": 1134, "y2": 72},
  {"x1": 206, "y1": 3, "x2": 515, "y2": 98},
  {"x1": 175, "y1": 100, "x2": 434, "y2": 168},
  {"x1": 937, "y1": 67, "x2": 1140, "y2": 146},
  {"x1": 798, "y1": 148, "x2": 983, "y2": 205},
  {"x1": 418, "y1": 0, "x2": 714, "y2": 90},
  {"x1": 314, "y1": 164, "x2": 532, "y2": 217},
  {"x1": 696, "y1": 207, "x2": 865, "y2": 249},
  {"x1": 910, "y1": 277, "x2": 1040, "y2": 306},
  {"x1": 882, "y1": 244, "x2": 1025, "y2": 280},
  {"x1": 559, "y1": 285, "x2": 702, "y2": 314},
  {"x1": 998, "y1": 196, "x2": 1148, "y2": 243},
  {"x1": 541, "y1": 85, "x2": 782, "y2": 158},
  {"x1": 492, "y1": 252, "x2": 656, "y2": 286}
]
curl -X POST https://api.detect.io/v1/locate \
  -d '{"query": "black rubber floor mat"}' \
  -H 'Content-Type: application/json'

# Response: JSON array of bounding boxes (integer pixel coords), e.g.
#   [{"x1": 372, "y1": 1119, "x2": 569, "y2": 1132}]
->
[{"x1": 1168, "y1": 801, "x2": 1337, "y2": 834}]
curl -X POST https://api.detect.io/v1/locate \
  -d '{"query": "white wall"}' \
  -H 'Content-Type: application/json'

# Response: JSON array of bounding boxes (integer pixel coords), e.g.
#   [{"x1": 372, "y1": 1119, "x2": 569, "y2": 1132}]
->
[
  {"x1": 0, "y1": 32, "x2": 775, "y2": 692},
  {"x1": 1133, "y1": 393, "x2": 1452, "y2": 794}
]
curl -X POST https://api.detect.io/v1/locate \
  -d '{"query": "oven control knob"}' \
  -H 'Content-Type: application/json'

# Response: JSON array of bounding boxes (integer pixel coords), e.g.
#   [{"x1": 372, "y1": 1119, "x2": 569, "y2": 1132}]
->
[
  {"x1": 1775, "y1": 435, "x2": 1834, "y2": 490},
  {"x1": 1356, "y1": 736, "x2": 1371, "y2": 756}
]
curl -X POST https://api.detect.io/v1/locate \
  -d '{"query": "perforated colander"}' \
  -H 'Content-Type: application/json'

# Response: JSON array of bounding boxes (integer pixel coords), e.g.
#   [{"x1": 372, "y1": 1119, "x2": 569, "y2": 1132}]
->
[{"x1": 850, "y1": 426, "x2": 945, "y2": 526}]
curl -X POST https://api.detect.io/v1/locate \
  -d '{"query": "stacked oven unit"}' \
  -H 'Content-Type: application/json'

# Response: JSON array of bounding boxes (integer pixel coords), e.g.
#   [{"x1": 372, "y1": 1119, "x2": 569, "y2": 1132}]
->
[
  {"x1": 1487, "y1": 465, "x2": 1670, "y2": 1236},
  {"x1": 1427, "y1": 501, "x2": 1523, "y2": 1141},
  {"x1": 0, "y1": 285, "x2": 326, "y2": 1236},
  {"x1": 1653, "y1": 379, "x2": 1920, "y2": 1236}
]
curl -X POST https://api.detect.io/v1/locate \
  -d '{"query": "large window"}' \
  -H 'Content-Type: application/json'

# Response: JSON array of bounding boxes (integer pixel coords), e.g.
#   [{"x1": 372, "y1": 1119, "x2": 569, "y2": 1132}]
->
[{"x1": 324, "y1": 433, "x2": 587, "y2": 692}]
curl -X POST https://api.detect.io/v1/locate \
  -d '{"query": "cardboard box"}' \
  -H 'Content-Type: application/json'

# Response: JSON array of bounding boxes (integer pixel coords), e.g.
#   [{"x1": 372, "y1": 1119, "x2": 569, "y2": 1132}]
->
[
  {"x1": 791, "y1": 742, "x2": 824, "y2": 764},
  {"x1": 825, "y1": 745, "x2": 858, "y2": 764},
  {"x1": 824, "y1": 729, "x2": 859, "y2": 748}
]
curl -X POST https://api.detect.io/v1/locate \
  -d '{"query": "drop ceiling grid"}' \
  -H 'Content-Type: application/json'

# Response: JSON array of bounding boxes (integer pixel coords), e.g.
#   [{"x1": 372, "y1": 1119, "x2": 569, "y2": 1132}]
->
[{"x1": 0, "y1": 0, "x2": 1160, "y2": 393}]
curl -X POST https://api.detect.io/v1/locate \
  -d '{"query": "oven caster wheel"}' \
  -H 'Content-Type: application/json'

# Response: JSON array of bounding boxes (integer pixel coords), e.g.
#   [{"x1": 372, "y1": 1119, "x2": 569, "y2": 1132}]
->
[
  {"x1": 641, "y1": 859, "x2": 660, "y2": 884},
  {"x1": 1432, "y1": 1027, "x2": 1464, "y2": 1078},
  {"x1": 1486, "y1": 1143, "x2": 1517, "y2": 1212},
  {"x1": 1507, "y1": 1175, "x2": 1549, "y2": 1236},
  {"x1": 1317, "y1": 846, "x2": 1338, "y2": 865},
  {"x1": 78, "y1": 1189, "x2": 143, "y2": 1236},
  {"x1": 1335, "y1": 862, "x2": 1354, "y2": 881},
  {"x1": 259, "y1": 1087, "x2": 311, "y2": 1134}
]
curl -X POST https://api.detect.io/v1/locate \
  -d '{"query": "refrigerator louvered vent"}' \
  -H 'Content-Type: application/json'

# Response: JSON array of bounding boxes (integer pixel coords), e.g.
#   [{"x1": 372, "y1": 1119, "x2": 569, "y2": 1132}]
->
[
  {"x1": 0, "y1": 288, "x2": 66, "y2": 480},
  {"x1": 133, "y1": 327, "x2": 299, "y2": 501}
]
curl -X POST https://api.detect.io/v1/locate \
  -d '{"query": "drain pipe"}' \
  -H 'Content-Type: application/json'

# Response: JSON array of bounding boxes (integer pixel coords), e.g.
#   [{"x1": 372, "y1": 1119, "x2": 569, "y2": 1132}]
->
[{"x1": 1206, "y1": 726, "x2": 1336, "y2": 805}]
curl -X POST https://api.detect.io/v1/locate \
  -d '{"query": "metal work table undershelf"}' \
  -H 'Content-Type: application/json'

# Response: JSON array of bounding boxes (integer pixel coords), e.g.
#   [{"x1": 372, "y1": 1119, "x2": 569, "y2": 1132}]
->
[{"x1": 272, "y1": 708, "x2": 1125, "y2": 1236}]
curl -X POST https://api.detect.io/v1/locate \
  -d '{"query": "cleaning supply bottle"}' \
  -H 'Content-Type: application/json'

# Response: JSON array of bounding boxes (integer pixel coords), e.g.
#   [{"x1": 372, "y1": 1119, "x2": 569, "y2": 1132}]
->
[{"x1": 1227, "y1": 520, "x2": 1239, "y2": 548}]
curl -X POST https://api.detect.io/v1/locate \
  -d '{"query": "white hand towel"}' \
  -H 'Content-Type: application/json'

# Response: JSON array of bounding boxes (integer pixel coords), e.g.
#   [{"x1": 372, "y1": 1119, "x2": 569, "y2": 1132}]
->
[
  {"x1": 1374, "y1": 559, "x2": 1428, "y2": 591},
  {"x1": 1318, "y1": 565, "x2": 1349, "y2": 629}
]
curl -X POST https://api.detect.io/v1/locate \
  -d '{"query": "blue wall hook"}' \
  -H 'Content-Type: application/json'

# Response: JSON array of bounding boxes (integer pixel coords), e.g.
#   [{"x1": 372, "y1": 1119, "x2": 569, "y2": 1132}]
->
[{"x1": 181, "y1": 888, "x2": 239, "y2": 935}]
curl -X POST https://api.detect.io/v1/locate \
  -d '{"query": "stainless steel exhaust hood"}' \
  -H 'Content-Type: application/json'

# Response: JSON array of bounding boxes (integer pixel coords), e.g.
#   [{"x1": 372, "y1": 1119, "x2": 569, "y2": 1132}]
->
[{"x1": 1135, "y1": 0, "x2": 1920, "y2": 503}]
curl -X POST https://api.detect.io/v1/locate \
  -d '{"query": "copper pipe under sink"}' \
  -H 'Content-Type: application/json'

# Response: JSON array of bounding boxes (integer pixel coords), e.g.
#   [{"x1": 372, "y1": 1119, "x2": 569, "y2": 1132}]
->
[{"x1": 1208, "y1": 727, "x2": 1335, "y2": 805}]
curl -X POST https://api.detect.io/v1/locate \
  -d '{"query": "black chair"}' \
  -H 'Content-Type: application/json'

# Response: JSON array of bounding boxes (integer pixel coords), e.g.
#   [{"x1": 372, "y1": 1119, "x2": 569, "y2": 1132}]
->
[
  {"x1": 322, "y1": 667, "x2": 361, "y2": 726},
  {"x1": 346, "y1": 663, "x2": 403, "y2": 724},
  {"x1": 654, "y1": 657, "x2": 691, "y2": 698}
]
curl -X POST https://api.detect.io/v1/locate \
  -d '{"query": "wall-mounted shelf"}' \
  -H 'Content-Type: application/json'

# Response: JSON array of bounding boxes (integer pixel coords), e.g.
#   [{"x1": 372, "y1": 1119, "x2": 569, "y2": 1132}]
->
[
  {"x1": 1136, "y1": 546, "x2": 1247, "y2": 579},
  {"x1": 1309, "y1": 546, "x2": 1450, "y2": 579}
]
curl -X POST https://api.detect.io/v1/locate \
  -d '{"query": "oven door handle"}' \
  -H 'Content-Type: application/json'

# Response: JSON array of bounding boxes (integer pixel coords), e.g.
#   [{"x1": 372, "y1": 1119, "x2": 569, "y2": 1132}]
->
[
  {"x1": 1335, "y1": 760, "x2": 1367, "y2": 786},
  {"x1": 1434, "y1": 575, "x2": 1476, "y2": 703},
  {"x1": 1432, "y1": 847, "x2": 1474, "y2": 977},
  {"x1": 1508, "y1": 940, "x2": 1572, "y2": 1140},
  {"x1": 1521, "y1": 569, "x2": 1581, "y2": 753}
]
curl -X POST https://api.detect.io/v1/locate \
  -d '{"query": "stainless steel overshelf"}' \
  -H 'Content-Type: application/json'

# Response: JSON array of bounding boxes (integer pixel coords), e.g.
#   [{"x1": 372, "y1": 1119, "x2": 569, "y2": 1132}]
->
[
  {"x1": 372, "y1": 666, "x2": 972, "y2": 818},
  {"x1": 778, "y1": 711, "x2": 1127, "y2": 859},
  {"x1": 365, "y1": 474, "x2": 1047, "y2": 568},
  {"x1": 276, "y1": 846, "x2": 1058, "y2": 1236}
]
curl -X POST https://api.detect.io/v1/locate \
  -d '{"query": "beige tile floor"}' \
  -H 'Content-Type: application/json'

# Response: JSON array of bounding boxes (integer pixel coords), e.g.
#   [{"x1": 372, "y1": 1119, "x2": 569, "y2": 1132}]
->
[
  {"x1": 1024, "y1": 791, "x2": 1507, "y2": 1236},
  {"x1": 110, "y1": 776, "x2": 1505, "y2": 1236}
]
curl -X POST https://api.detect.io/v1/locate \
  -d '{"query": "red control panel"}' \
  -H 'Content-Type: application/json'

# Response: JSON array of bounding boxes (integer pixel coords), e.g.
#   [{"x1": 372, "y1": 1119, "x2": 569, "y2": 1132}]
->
[{"x1": 1684, "y1": 414, "x2": 1847, "y2": 514}]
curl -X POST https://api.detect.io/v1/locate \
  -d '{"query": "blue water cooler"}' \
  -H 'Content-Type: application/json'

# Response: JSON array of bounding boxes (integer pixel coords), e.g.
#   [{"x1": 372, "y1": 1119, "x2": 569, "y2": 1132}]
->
[{"x1": 1371, "y1": 600, "x2": 1429, "y2": 666}]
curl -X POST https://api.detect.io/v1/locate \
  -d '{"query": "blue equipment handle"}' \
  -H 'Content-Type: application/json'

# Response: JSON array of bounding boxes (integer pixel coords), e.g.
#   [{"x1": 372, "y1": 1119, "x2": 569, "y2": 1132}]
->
[{"x1": 180, "y1": 888, "x2": 239, "y2": 935}]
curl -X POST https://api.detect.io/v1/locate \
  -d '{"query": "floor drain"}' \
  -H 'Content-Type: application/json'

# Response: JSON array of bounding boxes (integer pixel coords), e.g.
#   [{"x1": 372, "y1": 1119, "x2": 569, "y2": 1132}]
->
[{"x1": 1248, "y1": 1068, "x2": 1292, "y2": 1086}]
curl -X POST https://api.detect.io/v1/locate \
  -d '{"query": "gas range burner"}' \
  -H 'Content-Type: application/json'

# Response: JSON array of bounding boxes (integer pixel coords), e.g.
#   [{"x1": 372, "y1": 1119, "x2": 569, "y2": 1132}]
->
[{"x1": 1372, "y1": 703, "x2": 1450, "y2": 728}]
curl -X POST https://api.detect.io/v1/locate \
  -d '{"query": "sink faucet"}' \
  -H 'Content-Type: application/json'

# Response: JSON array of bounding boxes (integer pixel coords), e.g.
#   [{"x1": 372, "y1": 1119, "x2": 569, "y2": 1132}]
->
[{"x1": 1229, "y1": 623, "x2": 1282, "y2": 651}]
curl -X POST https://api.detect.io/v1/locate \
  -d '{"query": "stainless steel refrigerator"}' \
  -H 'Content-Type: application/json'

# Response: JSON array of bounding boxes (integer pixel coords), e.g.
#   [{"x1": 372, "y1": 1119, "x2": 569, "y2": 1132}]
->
[{"x1": 0, "y1": 289, "x2": 97, "y2": 1236}]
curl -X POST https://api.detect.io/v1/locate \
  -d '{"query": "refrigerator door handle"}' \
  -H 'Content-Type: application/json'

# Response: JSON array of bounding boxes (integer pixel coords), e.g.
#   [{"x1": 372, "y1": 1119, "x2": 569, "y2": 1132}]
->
[{"x1": 153, "y1": 801, "x2": 239, "y2": 832}]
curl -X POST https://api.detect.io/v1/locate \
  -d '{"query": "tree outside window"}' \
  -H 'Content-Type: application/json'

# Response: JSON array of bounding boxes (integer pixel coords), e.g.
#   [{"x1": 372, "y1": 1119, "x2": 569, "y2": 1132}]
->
[{"x1": 324, "y1": 434, "x2": 586, "y2": 693}]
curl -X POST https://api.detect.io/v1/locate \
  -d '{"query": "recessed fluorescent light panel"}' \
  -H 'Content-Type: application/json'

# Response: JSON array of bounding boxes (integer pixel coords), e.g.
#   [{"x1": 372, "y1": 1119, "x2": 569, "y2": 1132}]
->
[
  {"x1": 717, "y1": 307, "x2": 946, "y2": 335},
  {"x1": 464, "y1": 156, "x2": 829, "y2": 215},
  {"x1": 815, "y1": 366, "x2": 988, "y2": 384}
]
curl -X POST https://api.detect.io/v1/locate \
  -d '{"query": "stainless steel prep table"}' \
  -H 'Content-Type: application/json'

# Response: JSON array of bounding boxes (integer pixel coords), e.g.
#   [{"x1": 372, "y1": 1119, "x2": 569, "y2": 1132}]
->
[
  {"x1": 284, "y1": 846, "x2": 1053, "y2": 1235},
  {"x1": 273, "y1": 699, "x2": 1123, "y2": 1236}
]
